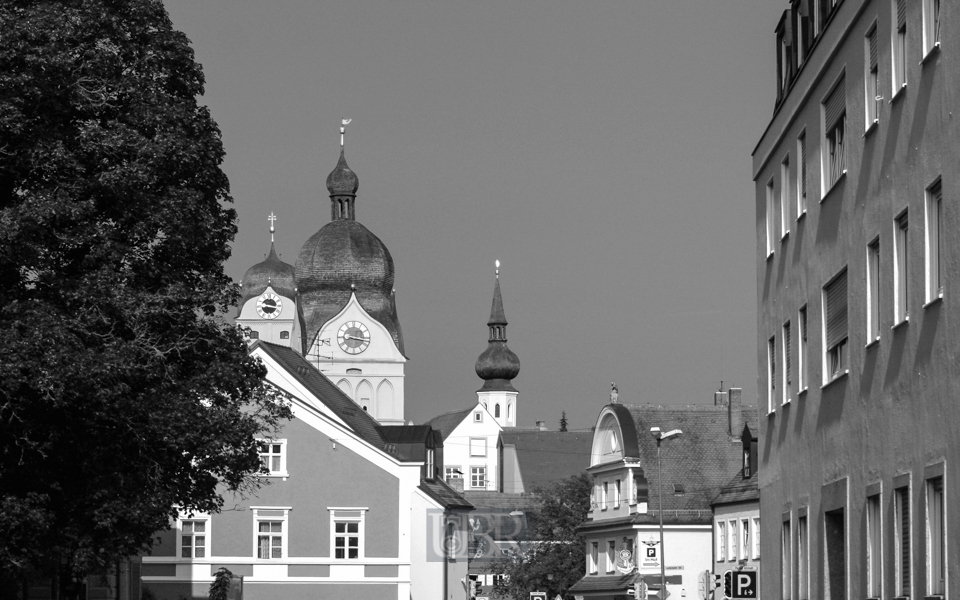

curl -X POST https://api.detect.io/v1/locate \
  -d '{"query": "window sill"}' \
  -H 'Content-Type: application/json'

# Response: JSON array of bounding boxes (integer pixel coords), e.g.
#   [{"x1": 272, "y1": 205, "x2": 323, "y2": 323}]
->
[
  {"x1": 259, "y1": 473, "x2": 290, "y2": 480},
  {"x1": 892, "y1": 316, "x2": 910, "y2": 330},
  {"x1": 924, "y1": 595, "x2": 944, "y2": 600},
  {"x1": 766, "y1": 250, "x2": 775, "y2": 261},
  {"x1": 890, "y1": 84, "x2": 907, "y2": 104},
  {"x1": 782, "y1": 398, "x2": 792, "y2": 406},
  {"x1": 921, "y1": 42, "x2": 940, "y2": 65},
  {"x1": 923, "y1": 294, "x2": 943, "y2": 309},
  {"x1": 798, "y1": 387, "x2": 808, "y2": 397},
  {"x1": 865, "y1": 336, "x2": 881, "y2": 349},
  {"x1": 863, "y1": 120, "x2": 879, "y2": 137},
  {"x1": 781, "y1": 231, "x2": 790, "y2": 242},
  {"x1": 797, "y1": 209, "x2": 807, "y2": 222},
  {"x1": 821, "y1": 370, "x2": 849, "y2": 390},
  {"x1": 820, "y1": 171, "x2": 847, "y2": 203}
]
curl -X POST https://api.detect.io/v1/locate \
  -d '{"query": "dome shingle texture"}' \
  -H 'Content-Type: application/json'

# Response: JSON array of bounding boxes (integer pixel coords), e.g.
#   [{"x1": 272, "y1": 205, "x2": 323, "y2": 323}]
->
[
  {"x1": 326, "y1": 149, "x2": 359, "y2": 195},
  {"x1": 239, "y1": 243, "x2": 297, "y2": 312},
  {"x1": 295, "y1": 219, "x2": 404, "y2": 354}
]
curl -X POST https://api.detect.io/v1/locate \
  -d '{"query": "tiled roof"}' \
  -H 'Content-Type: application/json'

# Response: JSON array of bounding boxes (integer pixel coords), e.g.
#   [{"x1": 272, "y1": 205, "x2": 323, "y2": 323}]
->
[
  {"x1": 424, "y1": 407, "x2": 474, "y2": 440},
  {"x1": 620, "y1": 403, "x2": 759, "y2": 513},
  {"x1": 419, "y1": 479, "x2": 473, "y2": 510},
  {"x1": 711, "y1": 469, "x2": 759, "y2": 506},
  {"x1": 254, "y1": 341, "x2": 395, "y2": 454},
  {"x1": 500, "y1": 430, "x2": 594, "y2": 491},
  {"x1": 378, "y1": 424, "x2": 434, "y2": 444},
  {"x1": 461, "y1": 491, "x2": 538, "y2": 512}
]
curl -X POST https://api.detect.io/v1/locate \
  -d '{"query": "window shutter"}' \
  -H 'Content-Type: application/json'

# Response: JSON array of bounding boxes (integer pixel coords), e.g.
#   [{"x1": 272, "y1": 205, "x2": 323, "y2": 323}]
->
[
  {"x1": 897, "y1": 0, "x2": 906, "y2": 29},
  {"x1": 823, "y1": 77, "x2": 846, "y2": 129},
  {"x1": 782, "y1": 9, "x2": 794, "y2": 46},
  {"x1": 799, "y1": 0, "x2": 810, "y2": 17},
  {"x1": 900, "y1": 491, "x2": 911, "y2": 587},
  {"x1": 869, "y1": 29, "x2": 879, "y2": 69},
  {"x1": 825, "y1": 270, "x2": 848, "y2": 349}
]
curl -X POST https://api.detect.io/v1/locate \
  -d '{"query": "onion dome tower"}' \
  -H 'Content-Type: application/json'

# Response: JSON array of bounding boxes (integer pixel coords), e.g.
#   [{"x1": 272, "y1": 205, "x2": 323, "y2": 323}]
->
[
  {"x1": 294, "y1": 120, "x2": 406, "y2": 426},
  {"x1": 475, "y1": 261, "x2": 520, "y2": 427},
  {"x1": 236, "y1": 214, "x2": 301, "y2": 349}
]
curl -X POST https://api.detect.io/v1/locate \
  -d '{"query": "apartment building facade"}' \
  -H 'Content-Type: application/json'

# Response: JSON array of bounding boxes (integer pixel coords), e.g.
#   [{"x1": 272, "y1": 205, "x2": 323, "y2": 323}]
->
[{"x1": 753, "y1": 1, "x2": 955, "y2": 600}]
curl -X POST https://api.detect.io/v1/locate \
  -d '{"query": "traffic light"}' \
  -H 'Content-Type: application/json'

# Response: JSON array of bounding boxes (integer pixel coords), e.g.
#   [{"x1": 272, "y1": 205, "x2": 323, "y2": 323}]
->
[
  {"x1": 722, "y1": 570, "x2": 733, "y2": 599},
  {"x1": 474, "y1": 579, "x2": 483, "y2": 597}
]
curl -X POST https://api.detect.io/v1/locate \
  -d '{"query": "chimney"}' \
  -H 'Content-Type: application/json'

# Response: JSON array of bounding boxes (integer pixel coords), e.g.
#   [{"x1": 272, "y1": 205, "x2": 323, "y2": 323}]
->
[
  {"x1": 536, "y1": 420, "x2": 548, "y2": 431},
  {"x1": 728, "y1": 387, "x2": 742, "y2": 438},
  {"x1": 447, "y1": 478, "x2": 464, "y2": 493}
]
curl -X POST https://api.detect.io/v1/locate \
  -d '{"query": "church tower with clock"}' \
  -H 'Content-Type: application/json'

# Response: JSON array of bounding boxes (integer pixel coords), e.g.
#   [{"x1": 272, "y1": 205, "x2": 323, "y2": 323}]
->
[
  {"x1": 236, "y1": 214, "x2": 302, "y2": 348},
  {"x1": 291, "y1": 124, "x2": 407, "y2": 426}
]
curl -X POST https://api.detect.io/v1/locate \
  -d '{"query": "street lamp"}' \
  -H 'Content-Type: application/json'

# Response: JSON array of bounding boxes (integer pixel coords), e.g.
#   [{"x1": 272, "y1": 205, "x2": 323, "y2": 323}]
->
[{"x1": 650, "y1": 427, "x2": 682, "y2": 600}]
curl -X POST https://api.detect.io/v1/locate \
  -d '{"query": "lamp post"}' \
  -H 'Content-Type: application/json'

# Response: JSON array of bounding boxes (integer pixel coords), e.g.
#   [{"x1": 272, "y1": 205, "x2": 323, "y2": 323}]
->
[{"x1": 650, "y1": 427, "x2": 682, "y2": 600}]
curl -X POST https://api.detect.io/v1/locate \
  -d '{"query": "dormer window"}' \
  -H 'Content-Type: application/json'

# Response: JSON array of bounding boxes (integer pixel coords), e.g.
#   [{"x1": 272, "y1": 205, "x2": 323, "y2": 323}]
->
[
  {"x1": 426, "y1": 449, "x2": 435, "y2": 479},
  {"x1": 743, "y1": 448, "x2": 752, "y2": 478},
  {"x1": 673, "y1": 483, "x2": 685, "y2": 496}
]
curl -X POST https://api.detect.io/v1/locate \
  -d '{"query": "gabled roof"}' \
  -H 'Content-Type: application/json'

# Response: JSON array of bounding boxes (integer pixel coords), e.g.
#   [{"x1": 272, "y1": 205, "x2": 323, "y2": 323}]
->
[
  {"x1": 618, "y1": 403, "x2": 759, "y2": 514},
  {"x1": 253, "y1": 341, "x2": 394, "y2": 454},
  {"x1": 378, "y1": 424, "x2": 436, "y2": 444},
  {"x1": 424, "y1": 407, "x2": 474, "y2": 440},
  {"x1": 500, "y1": 430, "x2": 594, "y2": 491},
  {"x1": 419, "y1": 479, "x2": 474, "y2": 510},
  {"x1": 711, "y1": 469, "x2": 760, "y2": 506}
]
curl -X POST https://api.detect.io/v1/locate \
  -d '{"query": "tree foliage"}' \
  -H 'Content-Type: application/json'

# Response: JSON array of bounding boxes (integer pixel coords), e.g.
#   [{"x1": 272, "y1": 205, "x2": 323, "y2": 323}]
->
[
  {"x1": 0, "y1": 0, "x2": 291, "y2": 595},
  {"x1": 490, "y1": 473, "x2": 591, "y2": 600}
]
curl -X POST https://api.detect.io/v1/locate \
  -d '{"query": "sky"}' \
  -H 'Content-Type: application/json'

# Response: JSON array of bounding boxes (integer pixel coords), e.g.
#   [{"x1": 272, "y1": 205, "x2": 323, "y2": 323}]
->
[{"x1": 162, "y1": 0, "x2": 782, "y2": 430}]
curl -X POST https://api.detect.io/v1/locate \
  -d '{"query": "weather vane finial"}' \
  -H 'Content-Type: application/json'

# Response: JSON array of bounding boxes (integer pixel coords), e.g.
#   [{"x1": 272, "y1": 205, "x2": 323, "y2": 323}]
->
[
  {"x1": 341, "y1": 118, "x2": 352, "y2": 149},
  {"x1": 268, "y1": 212, "x2": 277, "y2": 243},
  {"x1": 495, "y1": 259, "x2": 500, "y2": 278}
]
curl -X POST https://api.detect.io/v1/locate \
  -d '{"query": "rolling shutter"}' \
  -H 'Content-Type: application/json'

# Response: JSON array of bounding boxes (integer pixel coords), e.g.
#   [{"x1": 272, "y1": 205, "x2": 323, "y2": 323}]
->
[
  {"x1": 823, "y1": 77, "x2": 846, "y2": 129},
  {"x1": 799, "y1": 134, "x2": 807, "y2": 198},
  {"x1": 824, "y1": 270, "x2": 848, "y2": 350},
  {"x1": 897, "y1": 0, "x2": 906, "y2": 29},
  {"x1": 869, "y1": 28, "x2": 879, "y2": 69}
]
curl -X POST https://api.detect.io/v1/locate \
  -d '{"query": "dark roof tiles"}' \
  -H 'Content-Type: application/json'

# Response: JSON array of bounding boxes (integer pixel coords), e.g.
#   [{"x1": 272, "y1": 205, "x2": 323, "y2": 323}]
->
[{"x1": 500, "y1": 430, "x2": 593, "y2": 491}]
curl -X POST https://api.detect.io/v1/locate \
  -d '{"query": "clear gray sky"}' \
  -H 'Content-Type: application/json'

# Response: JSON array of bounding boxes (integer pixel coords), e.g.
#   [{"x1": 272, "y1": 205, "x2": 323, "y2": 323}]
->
[{"x1": 163, "y1": 0, "x2": 781, "y2": 430}]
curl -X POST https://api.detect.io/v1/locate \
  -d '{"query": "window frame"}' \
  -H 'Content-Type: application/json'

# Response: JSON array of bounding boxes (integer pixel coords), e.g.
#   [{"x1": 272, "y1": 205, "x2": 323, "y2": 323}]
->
[
  {"x1": 797, "y1": 132, "x2": 808, "y2": 217},
  {"x1": 768, "y1": 335, "x2": 777, "y2": 413},
  {"x1": 925, "y1": 473, "x2": 945, "y2": 596},
  {"x1": 767, "y1": 178, "x2": 777, "y2": 257},
  {"x1": 589, "y1": 541, "x2": 599, "y2": 575},
  {"x1": 866, "y1": 493, "x2": 882, "y2": 598},
  {"x1": 178, "y1": 514, "x2": 210, "y2": 559},
  {"x1": 469, "y1": 437, "x2": 487, "y2": 457},
  {"x1": 752, "y1": 516, "x2": 761, "y2": 559},
  {"x1": 923, "y1": 0, "x2": 941, "y2": 57},
  {"x1": 741, "y1": 518, "x2": 750, "y2": 561},
  {"x1": 822, "y1": 269, "x2": 849, "y2": 384},
  {"x1": 606, "y1": 540, "x2": 616, "y2": 574},
  {"x1": 471, "y1": 466, "x2": 487, "y2": 489},
  {"x1": 865, "y1": 24, "x2": 880, "y2": 130},
  {"x1": 782, "y1": 320, "x2": 792, "y2": 404},
  {"x1": 797, "y1": 514, "x2": 809, "y2": 600},
  {"x1": 893, "y1": 0, "x2": 908, "y2": 93},
  {"x1": 925, "y1": 179, "x2": 943, "y2": 304},
  {"x1": 895, "y1": 210, "x2": 910, "y2": 324},
  {"x1": 867, "y1": 237, "x2": 881, "y2": 343},
  {"x1": 257, "y1": 438, "x2": 288, "y2": 479},
  {"x1": 781, "y1": 155, "x2": 792, "y2": 239},
  {"x1": 894, "y1": 484, "x2": 912, "y2": 596},
  {"x1": 728, "y1": 519, "x2": 738, "y2": 562},
  {"x1": 445, "y1": 466, "x2": 462, "y2": 481},
  {"x1": 798, "y1": 305, "x2": 808, "y2": 392},
  {"x1": 717, "y1": 521, "x2": 727, "y2": 561},
  {"x1": 782, "y1": 517, "x2": 793, "y2": 600},
  {"x1": 252, "y1": 506, "x2": 291, "y2": 561},
  {"x1": 329, "y1": 507, "x2": 367, "y2": 561}
]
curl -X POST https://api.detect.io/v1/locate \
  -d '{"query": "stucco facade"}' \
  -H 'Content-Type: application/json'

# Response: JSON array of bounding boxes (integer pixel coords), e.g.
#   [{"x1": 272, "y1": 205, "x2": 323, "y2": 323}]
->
[{"x1": 753, "y1": 1, "x2": 957, "y2": 600}]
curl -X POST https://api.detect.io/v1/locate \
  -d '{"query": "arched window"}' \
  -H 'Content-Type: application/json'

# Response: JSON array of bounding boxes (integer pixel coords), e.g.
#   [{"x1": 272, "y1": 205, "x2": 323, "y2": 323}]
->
[
  {"x1": 507, "y1": 404, "x2": 512, "y2": 420},
  {"x1": 495, "y1": 404, "x2": 501, "y2": 418}
]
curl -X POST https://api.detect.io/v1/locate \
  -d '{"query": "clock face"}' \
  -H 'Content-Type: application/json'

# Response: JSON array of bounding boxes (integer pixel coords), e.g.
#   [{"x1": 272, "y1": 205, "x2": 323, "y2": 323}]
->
[
  {"x1": 256, "y1": 293, "x2": 282, "y2": 319},
  {"x1": 338, "y1": 321, "x2": 371, "y2": 354}
]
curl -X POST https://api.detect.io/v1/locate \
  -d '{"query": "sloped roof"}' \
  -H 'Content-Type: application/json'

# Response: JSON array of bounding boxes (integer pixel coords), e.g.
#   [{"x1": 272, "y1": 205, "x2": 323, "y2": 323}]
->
[
  {"x1": 618, "y1": 403, "x2": 759, "y2": 514},
  {"x1": 419, "y1": 479, "x2": 474, "y2": 510},
  {"x1": 424, "y1": 407, "x2": 474, "y2": 440},
  {"x1": 500, "y1": 430, "x2": 594, "y2": 491},
  {"x1": 378, "y1": 424, "x2": 435, "y2": 444},
  {"x1": 461, "y1": 491, "x2": 538, "y2": 512},
  {"x1": 254, "y1": 341, "x2": 394, "y2": 454},
  {"x1": 711, "y1": 469, "x2": 759, "y2": 506},
  {"x1": 568, "y1": 573, "x2": 638, "y2": 594}
]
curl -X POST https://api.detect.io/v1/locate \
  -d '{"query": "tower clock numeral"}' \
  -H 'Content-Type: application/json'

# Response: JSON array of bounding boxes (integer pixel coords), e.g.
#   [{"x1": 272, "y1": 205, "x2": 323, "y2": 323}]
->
[{"x1": 337, "y1": 321, "x2": 370, "y2": 354}]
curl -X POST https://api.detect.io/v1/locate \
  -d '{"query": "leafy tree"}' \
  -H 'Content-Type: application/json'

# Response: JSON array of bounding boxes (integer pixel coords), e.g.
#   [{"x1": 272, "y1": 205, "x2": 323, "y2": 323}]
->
[
  {"x1": 490, "y1": 473, "x2": 591, "y2": 600},
  {"x1": 559, "y1": 411, "x2": 568, "y2": 432},
  {"x1": 0, "y1": 1, "x2": 291, "y2": 597}
]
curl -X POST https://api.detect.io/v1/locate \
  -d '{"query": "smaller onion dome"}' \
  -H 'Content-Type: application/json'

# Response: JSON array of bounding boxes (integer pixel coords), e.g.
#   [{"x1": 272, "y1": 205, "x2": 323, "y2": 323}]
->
[
  {"x1": 326, "y1": 148, "x2": 359, "y2": 196},
  {"x1": 475, "y1": 272, "x2": 520, "y2": 392},
  {"x1": 239, "y1": 242, "x2": 297, "y2": 312}
]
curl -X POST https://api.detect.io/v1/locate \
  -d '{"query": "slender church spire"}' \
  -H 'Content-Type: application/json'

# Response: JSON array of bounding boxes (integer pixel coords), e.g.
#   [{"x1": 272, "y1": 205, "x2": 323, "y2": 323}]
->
[{"x1": 475, "y1": 261, "x2": 520, "y2": 392}]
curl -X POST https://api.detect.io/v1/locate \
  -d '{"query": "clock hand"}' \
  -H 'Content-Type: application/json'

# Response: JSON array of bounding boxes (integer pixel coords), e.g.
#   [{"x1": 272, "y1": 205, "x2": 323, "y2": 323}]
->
[{"x1": 344, "y1": 334, "x2": 367, "y2": 342}]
